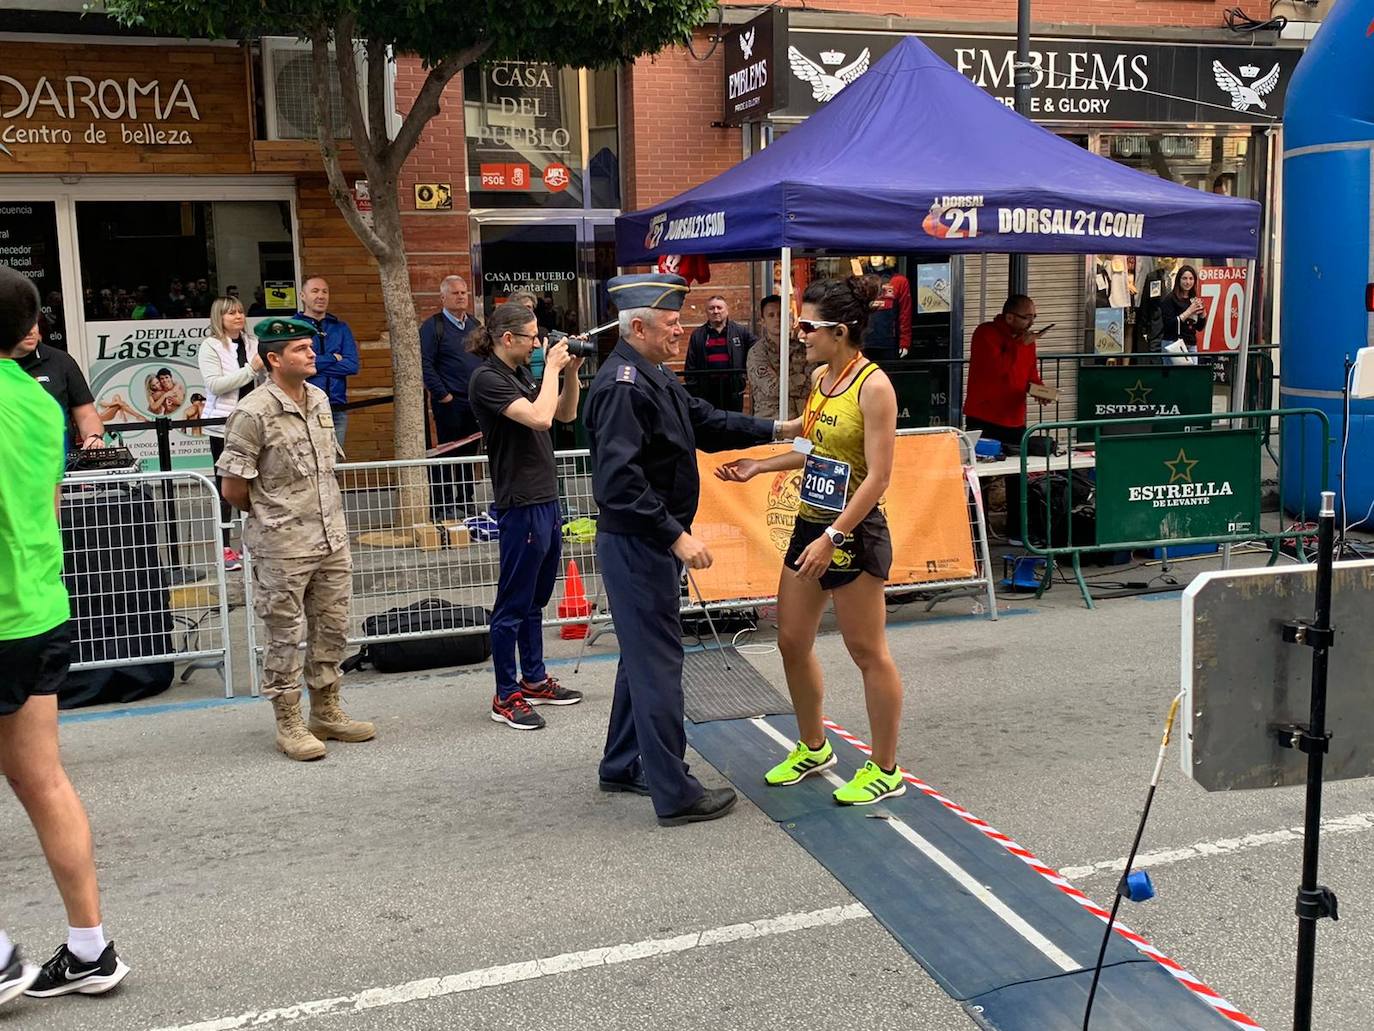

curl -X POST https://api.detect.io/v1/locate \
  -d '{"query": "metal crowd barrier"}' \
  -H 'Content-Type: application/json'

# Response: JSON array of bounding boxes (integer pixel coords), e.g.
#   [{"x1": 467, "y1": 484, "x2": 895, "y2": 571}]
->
[
  {"x1": 1016, "y1": 407, "x2": 1329, "y2": 609},
  {"x1": 239, "y1": 430, "x2": 997, "y2": 694},
  {"x1": 60, "y1": 469, "x2": 233, "y2": 696}
]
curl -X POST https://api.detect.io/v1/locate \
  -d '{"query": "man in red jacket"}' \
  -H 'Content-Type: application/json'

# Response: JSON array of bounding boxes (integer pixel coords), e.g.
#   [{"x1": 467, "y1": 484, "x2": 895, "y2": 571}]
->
[{"x1": 964, "y1": 294, "x2": 1049, "y2": 542}]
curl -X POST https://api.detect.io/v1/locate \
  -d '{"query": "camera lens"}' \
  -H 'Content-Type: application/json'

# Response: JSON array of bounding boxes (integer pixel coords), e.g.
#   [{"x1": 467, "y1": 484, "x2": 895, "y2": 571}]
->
[{"x1": 566, "y1": 338, "x2": 597, "y2": 359}]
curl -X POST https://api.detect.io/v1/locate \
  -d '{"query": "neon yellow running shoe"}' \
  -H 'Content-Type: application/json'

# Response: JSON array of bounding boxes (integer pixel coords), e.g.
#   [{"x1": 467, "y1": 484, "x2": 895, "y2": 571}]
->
[
  {"x1": 764, "y1": 738, "x2": 837, "y2": 786},
  {"x1": 833, "y1": 760, "x2": 907, "y2": 806}
]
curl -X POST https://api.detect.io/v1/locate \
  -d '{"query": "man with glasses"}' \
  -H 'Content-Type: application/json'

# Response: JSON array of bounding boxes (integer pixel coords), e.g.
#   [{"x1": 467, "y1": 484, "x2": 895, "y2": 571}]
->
[{"x1": 963, "y1": 294, "x2": 1050, "y2": 543}]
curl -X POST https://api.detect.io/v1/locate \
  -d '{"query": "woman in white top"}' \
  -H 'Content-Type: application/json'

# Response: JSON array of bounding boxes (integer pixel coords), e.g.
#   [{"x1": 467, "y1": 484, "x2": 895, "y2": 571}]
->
[{"x1": 198, "y1": 295, "x2": 264, "y2": 569}]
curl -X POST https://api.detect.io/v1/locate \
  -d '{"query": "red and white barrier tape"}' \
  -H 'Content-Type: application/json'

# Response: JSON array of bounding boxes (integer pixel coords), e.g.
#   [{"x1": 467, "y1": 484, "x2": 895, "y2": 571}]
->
[{"x1": 822, "y1": 716, "x2": 1264, "y2": 1031}]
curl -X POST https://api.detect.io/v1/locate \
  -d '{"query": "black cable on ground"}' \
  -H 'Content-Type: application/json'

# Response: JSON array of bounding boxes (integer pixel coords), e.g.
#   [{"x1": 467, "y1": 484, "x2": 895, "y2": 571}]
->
[{"x1": 1083, "y1": 695, "x2": 1183, "y2": 1030}]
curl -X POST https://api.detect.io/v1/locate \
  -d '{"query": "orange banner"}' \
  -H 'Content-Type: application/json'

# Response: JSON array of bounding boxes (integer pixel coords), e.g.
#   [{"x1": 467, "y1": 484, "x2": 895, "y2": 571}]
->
[{"x1": 691, "y1": 433, "x2": 976, "y2": 602}]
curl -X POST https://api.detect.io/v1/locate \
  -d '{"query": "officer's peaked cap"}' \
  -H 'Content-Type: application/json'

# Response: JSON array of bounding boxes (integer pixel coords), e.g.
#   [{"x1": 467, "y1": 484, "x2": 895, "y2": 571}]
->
[
  {"x1": 254, "y1": 316, "x2": 318, "y2": 343},
  {"x1": 606, "y1": 273, "x2": 689, "y2": 312}
]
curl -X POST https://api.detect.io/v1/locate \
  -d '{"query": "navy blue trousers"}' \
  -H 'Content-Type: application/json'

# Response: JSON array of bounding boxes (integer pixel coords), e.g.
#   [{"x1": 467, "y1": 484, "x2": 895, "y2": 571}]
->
[
  {"x1": 491, "y1": 501, "x2": 562, "y2": 700},
  {"x1": 597, "y1": 531, "x2": 703, "y2": 817}
]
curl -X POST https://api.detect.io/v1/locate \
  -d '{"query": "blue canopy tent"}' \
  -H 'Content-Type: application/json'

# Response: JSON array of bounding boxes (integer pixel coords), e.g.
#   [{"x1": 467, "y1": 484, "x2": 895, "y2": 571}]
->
[{"x1": 616, "y1": 35, "x2": 1264, "y2": 416}]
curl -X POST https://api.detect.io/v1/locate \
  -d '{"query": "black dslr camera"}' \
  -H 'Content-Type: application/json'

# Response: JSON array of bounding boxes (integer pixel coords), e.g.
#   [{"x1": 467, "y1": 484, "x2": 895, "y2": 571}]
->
[{"x1": 546, "y1": 328, "x2": 597, "y2": 359}]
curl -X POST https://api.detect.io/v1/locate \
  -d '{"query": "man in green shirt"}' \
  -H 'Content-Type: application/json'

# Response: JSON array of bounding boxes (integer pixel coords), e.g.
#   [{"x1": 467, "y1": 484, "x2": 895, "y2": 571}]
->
[{"x1": 0, "y1": 266, "x2": 130, "y2": 1008}]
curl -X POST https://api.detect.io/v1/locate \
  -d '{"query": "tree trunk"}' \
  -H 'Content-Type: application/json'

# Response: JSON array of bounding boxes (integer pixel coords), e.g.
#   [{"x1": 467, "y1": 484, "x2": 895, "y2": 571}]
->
[{"x1": 369, "y1": 180, "x2": 429, "y2": 527}]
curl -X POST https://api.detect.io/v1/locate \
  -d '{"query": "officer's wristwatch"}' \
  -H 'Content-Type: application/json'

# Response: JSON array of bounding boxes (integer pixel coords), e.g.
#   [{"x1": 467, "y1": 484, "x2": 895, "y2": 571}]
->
[{"x1": 823, "y1": 525, "x2": 845, "y2": 546}]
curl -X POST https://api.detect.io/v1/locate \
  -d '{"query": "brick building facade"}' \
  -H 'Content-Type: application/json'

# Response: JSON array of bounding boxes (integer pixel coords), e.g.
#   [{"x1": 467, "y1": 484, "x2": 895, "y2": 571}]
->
[{"x1": 0, "y1": 0, "x2": 1323, "y2": 461}]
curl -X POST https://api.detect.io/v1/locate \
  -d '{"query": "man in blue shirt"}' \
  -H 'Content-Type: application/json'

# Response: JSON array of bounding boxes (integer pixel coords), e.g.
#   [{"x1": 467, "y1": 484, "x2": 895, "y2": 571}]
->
[
  {"x1": 296, "y1": 275, "x2": 360, "y2": 448},
  {"x1": 420, "y1": 275, "x2": 482, "y2": 519}
]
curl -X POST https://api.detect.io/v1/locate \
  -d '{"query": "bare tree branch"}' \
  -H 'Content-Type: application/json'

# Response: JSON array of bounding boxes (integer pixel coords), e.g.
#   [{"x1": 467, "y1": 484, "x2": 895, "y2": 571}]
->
[
  {"x1": 383, "y1": 39, "x2": 491, "y2": 174},
  {"x1": 330, "y1": 13, "x2": 379, "y2": 182},
  {"x1": 366, "y1": 36, "x2": 389, "y2": 154},
  {"x1": 311, "y1": 29, "x2": 390, "y2": 258}
]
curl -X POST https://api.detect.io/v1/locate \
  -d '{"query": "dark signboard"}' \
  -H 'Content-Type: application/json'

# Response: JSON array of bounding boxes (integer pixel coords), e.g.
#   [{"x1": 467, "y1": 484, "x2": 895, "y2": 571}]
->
[
  {"x1": 1095, "y1": 428, "x2": 1261, "y2": 546},
  {"x1": 780, "y1": 27, "x2": 1302, "y2": 125},
  {"x1": 0, "y1": 201, "x2": 66, "y2": 350},
  {"x1": 1076, "y1": 364, "x2": 1214, "y2": 442},
  {"x1": 723, "y1": 8, "x2": 789, "y2": 125}
]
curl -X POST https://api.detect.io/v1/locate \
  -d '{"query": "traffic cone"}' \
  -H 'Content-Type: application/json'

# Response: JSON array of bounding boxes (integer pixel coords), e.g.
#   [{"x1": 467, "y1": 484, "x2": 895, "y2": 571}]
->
[{"x1": 558, "y1": 559, "x2": 593, "y2": 639}]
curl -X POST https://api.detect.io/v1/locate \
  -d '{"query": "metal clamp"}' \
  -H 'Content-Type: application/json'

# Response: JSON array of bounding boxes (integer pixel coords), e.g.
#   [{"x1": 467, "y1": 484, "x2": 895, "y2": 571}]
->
[
  {"x1": 1282, "y1": 620, "x2": 1335, "y2": 649},
  {"x1": 1272, "y1": 723, "x2": 1331, "y2": 755},
  {"x1": 1296, "y1": 885, "x2": 1339, "y2": 923}
]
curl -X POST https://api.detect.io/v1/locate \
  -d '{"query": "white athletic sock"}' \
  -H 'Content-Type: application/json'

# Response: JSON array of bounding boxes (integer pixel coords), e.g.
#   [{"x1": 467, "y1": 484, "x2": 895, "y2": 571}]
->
[
  {"x1": 0, "y1": 930, "x2": 13, "y2": 968},
  {"x1": 66, "y1": 925, "x2": 106, "y2": 964}
]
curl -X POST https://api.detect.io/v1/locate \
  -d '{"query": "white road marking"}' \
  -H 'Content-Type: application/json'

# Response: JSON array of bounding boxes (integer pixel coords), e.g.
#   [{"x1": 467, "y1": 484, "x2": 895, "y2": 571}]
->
[
  {"x1": 750, "y1": 718, "x2": 1080, "y2": 974},
  {"x1": 145, "y1": 904, "x2": 871, "y2": 1031},
  {"x1": 1060, "y1": 811, "x2": 1374, "y2": 881}
]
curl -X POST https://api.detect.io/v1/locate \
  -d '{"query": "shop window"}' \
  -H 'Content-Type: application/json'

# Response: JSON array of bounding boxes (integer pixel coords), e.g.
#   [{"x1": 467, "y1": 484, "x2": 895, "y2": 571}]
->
[
  {"x1": 0, "y1": 201, "x2": 67, "y2": 350},
  {"x1": 1092, "y1": 133, "x2": 1254, "y2": 359},
  {"x1": 76, "y1": 200, "x2": 295, "y2": 321},
  {"x1": 464, "y1": 63, "x2": 619, "y2": 210},
  {"x1": 74, "y1": 199, "x2": 296, "y2": 468}
]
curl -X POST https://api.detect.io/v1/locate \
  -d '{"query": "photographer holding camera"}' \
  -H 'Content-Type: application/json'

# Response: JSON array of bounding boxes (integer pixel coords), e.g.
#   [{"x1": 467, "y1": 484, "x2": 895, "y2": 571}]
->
[{"x1": 468, "y1": 302, "x2": 587, "y2": 730}]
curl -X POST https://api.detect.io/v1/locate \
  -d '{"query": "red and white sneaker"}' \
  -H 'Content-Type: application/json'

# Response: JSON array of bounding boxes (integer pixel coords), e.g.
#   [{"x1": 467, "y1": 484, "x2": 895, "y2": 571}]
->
[
  {"x1": 521, "y1": 676, "x2": 583, "y2": 706},
  {"x1": 222, "y1": 547, "x2": 243, "y2": 571},
  {"x1": 490, "y1": 692, "x2": 546, "y2": 730}
]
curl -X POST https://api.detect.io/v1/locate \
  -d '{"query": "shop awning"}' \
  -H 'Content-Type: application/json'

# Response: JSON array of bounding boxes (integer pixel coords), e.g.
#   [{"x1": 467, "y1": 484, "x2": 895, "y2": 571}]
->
[{"x1": 615, "y1": 35, "x2": 1262, "y2": 264}]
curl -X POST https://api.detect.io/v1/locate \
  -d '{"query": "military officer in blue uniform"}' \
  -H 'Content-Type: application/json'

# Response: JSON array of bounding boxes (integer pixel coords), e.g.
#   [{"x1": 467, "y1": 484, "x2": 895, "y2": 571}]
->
[{"x1": 586, "y1": 273, "x2": 799, "y2": 826}]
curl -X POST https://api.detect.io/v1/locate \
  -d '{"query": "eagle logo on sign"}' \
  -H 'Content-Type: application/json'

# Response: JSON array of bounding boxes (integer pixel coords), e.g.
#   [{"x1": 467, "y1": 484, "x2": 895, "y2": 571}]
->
[
  {"x1": 788, "y1": 46, "x2": 870, "y2": 103},
  {"x1": 1212, "y1": 61, "x2": 1281, "y2": 112},
  {"x1": 739, "y1": 27, "x2": 756, "y2": 61}
]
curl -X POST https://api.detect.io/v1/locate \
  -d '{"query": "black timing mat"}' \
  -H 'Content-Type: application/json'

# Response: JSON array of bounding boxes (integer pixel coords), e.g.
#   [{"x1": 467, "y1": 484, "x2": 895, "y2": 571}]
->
[{"x1": 680, "y1": 648, "x2": 792, "y2": 723}]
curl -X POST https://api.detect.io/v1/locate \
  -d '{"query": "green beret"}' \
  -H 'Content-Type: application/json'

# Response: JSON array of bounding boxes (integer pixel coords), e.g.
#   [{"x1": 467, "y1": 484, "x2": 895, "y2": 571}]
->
[
  {"x1": 606, "y1": 273, "x2": 689, "y2": 312},
  {"x1": 253, "y1": 317, "x2": 318, "y2": 343}
]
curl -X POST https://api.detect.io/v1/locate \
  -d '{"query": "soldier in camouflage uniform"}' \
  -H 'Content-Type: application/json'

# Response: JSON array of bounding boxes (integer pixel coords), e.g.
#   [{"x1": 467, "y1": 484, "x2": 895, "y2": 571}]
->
[{"x1": 217, "y1": 317, "x2": 374, "y2": 761}]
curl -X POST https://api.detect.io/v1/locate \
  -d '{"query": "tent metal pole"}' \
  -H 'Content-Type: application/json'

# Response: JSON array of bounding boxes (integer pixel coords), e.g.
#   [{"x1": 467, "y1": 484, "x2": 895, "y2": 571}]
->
[
  {"x1": 1230, "y1": 257, "x2": 1258, "y2": 414},
  {"x1": 779, "y1": 246, "x2": 793, "y2": 419}
]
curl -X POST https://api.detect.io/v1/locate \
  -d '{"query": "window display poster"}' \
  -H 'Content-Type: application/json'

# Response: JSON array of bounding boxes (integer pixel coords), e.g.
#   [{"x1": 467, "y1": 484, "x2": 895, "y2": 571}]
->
[
  {"x1": 916, "y1": 263, "x2": 951, "y2": 314},
  {"x1": 86, "y1": 318, "x2": 213, "y2": 471},
  {"x1": 1196, "y1": 265, "x2": 1248, "y2": 353},
  {"x1": 1095, "y1": 306, "x2": 1125, "y2": 353},
  {"x1": 0, "y1": 201, "x2": 67, "y2": 349}
]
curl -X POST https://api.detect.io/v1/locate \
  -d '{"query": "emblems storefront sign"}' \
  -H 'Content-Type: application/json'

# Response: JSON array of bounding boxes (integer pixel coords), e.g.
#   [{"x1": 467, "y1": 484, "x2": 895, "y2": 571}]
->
[
  {"x1": 774, "y1": 27, "x2": 1301, "y2": 125},
  {"x1": 0, "y1": 42, "x2": 251, "y2": 173}
]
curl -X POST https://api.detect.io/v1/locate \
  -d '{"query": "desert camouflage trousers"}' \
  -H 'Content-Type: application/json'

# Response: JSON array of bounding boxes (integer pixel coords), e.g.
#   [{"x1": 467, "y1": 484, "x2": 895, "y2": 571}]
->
[{"x1": 251, "y1": 547, "x2": 352, "y2": 700}]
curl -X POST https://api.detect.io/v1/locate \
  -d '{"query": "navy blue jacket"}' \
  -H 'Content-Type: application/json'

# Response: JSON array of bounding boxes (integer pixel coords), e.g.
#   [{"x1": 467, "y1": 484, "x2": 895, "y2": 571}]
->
[
  {"x1": 420, "y1": 312, "x2": 483, "y2": 405},
  {"x1": 585, "y1": 339, "x2": 773, "y2": 550},
  {"x1": 297, "y1": 311, "x2": 360, "y2": 407}
]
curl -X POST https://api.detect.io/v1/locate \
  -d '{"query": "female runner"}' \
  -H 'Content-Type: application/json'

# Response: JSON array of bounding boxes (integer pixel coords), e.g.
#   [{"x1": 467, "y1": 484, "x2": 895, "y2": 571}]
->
[{"x1": 717, "y1": 276, "x2": 905, "y2": 805}]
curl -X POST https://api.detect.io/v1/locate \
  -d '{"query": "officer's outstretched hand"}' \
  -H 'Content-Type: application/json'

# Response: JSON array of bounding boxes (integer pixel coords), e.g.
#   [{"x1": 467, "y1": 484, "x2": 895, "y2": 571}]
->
[
  {"x1": 671, "y1": 531, "x2": 713, "y2": 570},
  {"x1": 544, "y1": 339, "x2": 572, "y2": 379},
  {"x1": 715, "y1": 458, "x2": 761, "y2": 483}
]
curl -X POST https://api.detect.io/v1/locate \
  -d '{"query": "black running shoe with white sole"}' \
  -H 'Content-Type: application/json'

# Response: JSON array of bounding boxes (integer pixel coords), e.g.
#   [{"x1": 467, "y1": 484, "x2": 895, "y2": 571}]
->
[
  {"x1": 24, "y1": 942, "x2": 130, "y2": 998},
  {"x1": 0, "y1": 948, "x2": 39, "y2": 1007}
]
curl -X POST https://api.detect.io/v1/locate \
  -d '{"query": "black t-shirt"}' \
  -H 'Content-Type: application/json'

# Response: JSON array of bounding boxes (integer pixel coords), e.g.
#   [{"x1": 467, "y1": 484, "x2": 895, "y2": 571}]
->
[
  {"x1": 469, "y1": 355, "x2": 557, "y2": 510},
  {"x1": 18, "y1": 344, "x2": 95, "y2": 426}
]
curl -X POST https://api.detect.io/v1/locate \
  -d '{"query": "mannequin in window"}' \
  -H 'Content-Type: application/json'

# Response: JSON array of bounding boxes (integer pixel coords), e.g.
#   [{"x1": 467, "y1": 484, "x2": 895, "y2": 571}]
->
[{"x1": 858, "y1": 256, "x2": 911, "y2": 361}]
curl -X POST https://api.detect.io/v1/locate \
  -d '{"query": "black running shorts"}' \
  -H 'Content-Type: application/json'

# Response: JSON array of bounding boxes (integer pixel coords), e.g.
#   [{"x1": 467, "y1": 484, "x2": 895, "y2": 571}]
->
[
  {"x1": 0, "y1": 621, "x2": 72, "y2": 716},
  {"x1": 784, "y1": 509, "x2": 892, "y2": 591}
]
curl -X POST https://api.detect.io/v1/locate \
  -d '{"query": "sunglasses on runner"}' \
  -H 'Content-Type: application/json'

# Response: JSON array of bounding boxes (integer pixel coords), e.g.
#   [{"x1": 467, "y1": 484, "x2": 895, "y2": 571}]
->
[{"x1": 797, "y1": 319, "x2": 850, "y2": 334}]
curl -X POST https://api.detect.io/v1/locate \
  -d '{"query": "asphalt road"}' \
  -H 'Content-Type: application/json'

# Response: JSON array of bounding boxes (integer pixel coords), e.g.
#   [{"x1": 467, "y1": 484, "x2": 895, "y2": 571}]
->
[{"x1": 4, "y1": 571, "x2": 1371, "y2": 1031}]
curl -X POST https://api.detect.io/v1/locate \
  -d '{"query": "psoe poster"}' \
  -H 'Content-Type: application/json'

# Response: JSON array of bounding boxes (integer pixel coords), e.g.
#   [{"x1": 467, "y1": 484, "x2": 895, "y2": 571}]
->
[{"x1": 86, "y1": 319, "x2": 214, "y2": 471}]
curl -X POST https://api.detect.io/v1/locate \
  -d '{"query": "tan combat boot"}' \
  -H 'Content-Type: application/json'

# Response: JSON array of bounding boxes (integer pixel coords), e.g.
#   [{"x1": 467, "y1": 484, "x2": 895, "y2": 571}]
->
[
  {"x1": 308, "y1": 684, "x2": 376, "y2": 743},
  {"x1": 271, "y1": 688, "x2": 327, "y2": 761}
]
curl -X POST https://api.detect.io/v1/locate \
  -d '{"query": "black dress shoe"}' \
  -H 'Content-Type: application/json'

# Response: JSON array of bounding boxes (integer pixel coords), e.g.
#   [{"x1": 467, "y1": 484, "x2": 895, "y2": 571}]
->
[
  {"x1": 657, "y1": 787, "x2": 737, "y2": 826},
  {"x1": 599, "y1": 774, "x2": 652, "y2": 796}
]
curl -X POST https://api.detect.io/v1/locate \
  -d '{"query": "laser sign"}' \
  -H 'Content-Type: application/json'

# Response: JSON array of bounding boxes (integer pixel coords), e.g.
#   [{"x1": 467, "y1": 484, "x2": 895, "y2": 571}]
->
[{"x1": 1195, "y1": 265, "x2": 1248, "y2": 353}]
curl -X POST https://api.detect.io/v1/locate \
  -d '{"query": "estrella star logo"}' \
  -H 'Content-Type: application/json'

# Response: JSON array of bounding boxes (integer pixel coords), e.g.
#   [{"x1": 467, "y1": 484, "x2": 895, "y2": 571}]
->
[
  {"x1": 1125, "y1": 379, "x2": 1153, "y2": 404},
  {"x1": 1164, "y1": 449, "x2": 1199, "y2": 484}
]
